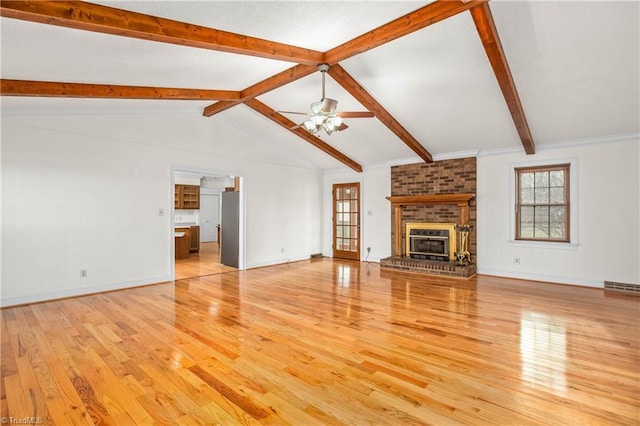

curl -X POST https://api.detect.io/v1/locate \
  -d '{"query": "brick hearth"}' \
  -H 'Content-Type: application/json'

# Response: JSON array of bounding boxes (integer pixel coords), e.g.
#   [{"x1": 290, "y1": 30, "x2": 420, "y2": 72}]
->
[{"x1": 380, "y1": 256, "x2": 477, "y2": 279}]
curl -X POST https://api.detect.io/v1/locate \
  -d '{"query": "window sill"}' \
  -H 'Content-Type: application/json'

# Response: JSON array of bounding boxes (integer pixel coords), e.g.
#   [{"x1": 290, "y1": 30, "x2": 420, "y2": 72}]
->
[{"x1": 509, "y1": 240, "x2": 579, "y2": 250}]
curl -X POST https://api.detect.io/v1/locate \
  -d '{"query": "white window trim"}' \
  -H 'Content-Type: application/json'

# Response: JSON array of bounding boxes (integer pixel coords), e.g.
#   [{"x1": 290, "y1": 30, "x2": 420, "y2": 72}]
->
[{"x1": 509, "y1": 157, "x2": 579, "y2": 249}]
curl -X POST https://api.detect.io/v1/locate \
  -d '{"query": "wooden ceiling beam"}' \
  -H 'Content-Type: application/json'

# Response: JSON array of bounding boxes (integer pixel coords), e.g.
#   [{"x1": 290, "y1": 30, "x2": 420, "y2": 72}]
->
[
  {"x1": 1, "y1": 0, "x2": 530, "y2": 166},
  {"x1": 0, "y1": 79, "x2": 241, "y2": 100},
  {"x1": 0, "y1": 1, "x2": 323, "y2": 65},
  {"x1": 201, "y1": 100, "x2": 240, "y2": 117},
  {"x1": 240, "y1": 64, "x2": 318, "y2": 102},
  {"x1": 327, "y1": 64, "x2": 433, "y2": 163},
  {"x1": 324, "y1": 0, "x2": 488, "y2": 65},
  {"x1": 203, "y1": 64, "x2": 317, "y2": 117},
  {"x1": 244, "y1": 99, "x2": 363, "y2": 173},
  {"x1": 204, "y1": 0, "x2": 483, "y2": 160},
  {"x1": 470, "y1": 2, "x2": 535, "y2": 155},
  {"x1": 203, "y1": 1, "x2": 487, "y2": 117}
]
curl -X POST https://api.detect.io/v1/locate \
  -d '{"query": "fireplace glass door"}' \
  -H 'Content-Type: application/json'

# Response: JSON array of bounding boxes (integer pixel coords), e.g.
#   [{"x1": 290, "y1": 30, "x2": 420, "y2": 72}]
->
[
  {"x1": 333, "y1": 182, "x2": 360, "y2": 261},
  {"x1": 410, "y1": 237, "x2": 447, "y2": 256}
]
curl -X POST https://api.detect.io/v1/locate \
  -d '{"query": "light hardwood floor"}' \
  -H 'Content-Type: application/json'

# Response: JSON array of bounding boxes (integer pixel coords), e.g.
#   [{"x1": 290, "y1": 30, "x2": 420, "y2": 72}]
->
[
  {"x1": 175, "y1": 241, "x2": 237, "y2": 280},
  {"x1": 1, "y1": 259, "x2": 639, "y2": 424}
]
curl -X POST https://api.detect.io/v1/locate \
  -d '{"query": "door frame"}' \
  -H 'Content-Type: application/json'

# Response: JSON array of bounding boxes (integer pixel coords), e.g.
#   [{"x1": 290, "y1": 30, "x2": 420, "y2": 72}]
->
[
  {"x1": 170, "y1": 166, "x2": 245, "y2": 278},
  {"x1": 332, "y1": 182, "x2": 361, "y2": 261}
]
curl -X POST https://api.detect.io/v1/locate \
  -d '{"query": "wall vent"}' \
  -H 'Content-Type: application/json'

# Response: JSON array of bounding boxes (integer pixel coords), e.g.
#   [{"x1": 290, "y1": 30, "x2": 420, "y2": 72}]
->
[{"x1": 604, "y1": 281, "x2": 640, "y2": 295}]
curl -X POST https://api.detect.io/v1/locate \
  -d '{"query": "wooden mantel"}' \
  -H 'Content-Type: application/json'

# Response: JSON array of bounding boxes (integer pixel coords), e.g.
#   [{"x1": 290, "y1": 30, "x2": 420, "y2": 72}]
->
[{"x1": 386, "y1": 193, "x2": 475, "y2": 257}]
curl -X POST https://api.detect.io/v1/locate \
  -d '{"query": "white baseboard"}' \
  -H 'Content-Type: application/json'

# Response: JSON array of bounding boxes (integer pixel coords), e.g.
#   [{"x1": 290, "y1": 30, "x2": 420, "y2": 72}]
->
[
  {"x1": 476, "y1": 268, "x2": 603, "y2": 288},
  {"x1": 0, "y1": 275, "x2": 173, "y2": 307},
  {"x1": 2, "y1": 266, "x2": 604, "y2": 307},
  {"x1": 246, "y1": 255, "x2": 310, "y2": 270}
]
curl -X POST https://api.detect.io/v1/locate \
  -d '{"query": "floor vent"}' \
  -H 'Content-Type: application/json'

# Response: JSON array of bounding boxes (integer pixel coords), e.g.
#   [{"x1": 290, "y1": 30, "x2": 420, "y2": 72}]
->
[{"x1": 604, "y1": 281, "x2": 640, "y2": 295}]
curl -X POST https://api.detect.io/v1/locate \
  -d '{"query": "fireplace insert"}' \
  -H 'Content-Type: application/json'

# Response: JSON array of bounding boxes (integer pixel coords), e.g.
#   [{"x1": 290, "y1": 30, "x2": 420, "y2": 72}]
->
[{"x1": 405, "y1": 223, "x2": 457, "y2": 262}]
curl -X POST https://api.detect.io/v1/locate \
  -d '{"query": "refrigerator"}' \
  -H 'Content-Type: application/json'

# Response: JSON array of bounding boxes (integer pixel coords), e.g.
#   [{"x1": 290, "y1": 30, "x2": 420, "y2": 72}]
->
[{"x1": 220, "y1": 191, "x2": 239, "y2": 268}]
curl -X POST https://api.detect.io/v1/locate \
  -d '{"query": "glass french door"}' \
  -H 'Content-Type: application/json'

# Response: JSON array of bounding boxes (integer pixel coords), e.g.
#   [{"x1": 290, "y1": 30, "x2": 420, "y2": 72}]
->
[{"x1": 333, "y1": 182, "x2": 360, "y2": 261}]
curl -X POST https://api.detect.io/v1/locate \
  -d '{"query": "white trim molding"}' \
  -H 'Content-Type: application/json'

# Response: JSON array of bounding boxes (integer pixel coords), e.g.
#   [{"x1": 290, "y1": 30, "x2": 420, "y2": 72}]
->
[
  {"x1": 1, "y1": 275, "x2": 172, "y2": 308},
  {"x1": 479, "y1": 132, "x2": 640, "y2": 158},
  {"x1": 477, "y1": 269, "x2": 603, "y2": 289}
]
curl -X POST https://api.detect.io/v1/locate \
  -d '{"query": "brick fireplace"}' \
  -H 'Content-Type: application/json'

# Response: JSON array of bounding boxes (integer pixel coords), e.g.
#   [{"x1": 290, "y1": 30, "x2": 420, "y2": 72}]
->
[{"x1": 381, "y1": 157, "x2": 477, "y2": 278}]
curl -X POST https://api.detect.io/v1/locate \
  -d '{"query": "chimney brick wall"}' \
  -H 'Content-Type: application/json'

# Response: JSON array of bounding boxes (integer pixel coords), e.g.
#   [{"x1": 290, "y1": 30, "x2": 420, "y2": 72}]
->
[{"x1": 390, "y1": 157, "x2": 477, "y2": 260}]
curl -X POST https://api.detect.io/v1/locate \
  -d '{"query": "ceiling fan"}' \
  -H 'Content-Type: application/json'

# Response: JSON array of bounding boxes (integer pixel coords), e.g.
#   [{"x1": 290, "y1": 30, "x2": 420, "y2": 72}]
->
[{"x1": 279, "y1": 64, "x2": 375, "y2": 135}]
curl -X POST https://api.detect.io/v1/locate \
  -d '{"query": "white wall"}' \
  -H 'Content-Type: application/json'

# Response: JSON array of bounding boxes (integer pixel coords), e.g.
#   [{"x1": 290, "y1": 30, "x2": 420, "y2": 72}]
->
[
  {"x1": 174, "y1": 209, "x2": 199, "y2": 225},
  {"x1": 319, "y1": 138, "x2": 639, "y2": 289},
  {"x1": 477, "y1": 137, "x2": 639, "y2": 287},
  {"x1": 4, "y1": 111, "x2": 635, "y2": 307},
  {"x1": 1, "y1": 114, "x2": 323, "y2": 306},
  {"x1": 322, "y1": 166, "x2": 391, "y2": 262},
  {"x1": 245, "y1": 169, "x2": 322, "y2": 268}
]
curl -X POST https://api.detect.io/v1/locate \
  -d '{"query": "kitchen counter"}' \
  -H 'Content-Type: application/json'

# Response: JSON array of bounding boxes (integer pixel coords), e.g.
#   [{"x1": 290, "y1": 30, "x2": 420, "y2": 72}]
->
[
  {"x1": 174, "y1": 232, "x2": 189, "y2": 259},
  {"x1": 174, "y1": 224, "x2": 200, "y2": 254}
]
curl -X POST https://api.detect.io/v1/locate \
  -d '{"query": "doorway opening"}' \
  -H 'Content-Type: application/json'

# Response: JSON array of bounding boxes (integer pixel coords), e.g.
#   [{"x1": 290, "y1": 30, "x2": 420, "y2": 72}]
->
[{"x1": 172, "y1": 169, "x2": 244, "y2": 280}]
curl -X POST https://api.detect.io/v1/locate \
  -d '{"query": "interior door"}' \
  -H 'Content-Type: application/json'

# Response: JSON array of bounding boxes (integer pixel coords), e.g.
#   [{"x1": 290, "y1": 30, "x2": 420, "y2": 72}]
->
[
  {"x1": 200, "y1": 194, "x2": 219, "y2": 242},
  {"x1": 333, "y1": 182, "x2": 361, "y2": 260}
]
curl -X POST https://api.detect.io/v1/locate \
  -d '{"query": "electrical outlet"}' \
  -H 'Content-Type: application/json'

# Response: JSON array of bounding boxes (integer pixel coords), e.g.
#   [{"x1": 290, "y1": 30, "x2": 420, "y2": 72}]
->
[
  {"x1": 513, "y1": 257, "x2": 520, "y2": 265},
  {"x1": 80, "y1": 269, "x2": 88, "y2": 278}
]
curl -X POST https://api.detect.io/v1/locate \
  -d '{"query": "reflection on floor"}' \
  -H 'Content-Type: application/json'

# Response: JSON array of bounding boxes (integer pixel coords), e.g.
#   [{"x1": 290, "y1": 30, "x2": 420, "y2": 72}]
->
[
  {"x1": 175, "y1": 241, "x2": 237, "y2": 280},
  {"x1": 1, "y1": 259, "x2": 638, "y2": 424}
]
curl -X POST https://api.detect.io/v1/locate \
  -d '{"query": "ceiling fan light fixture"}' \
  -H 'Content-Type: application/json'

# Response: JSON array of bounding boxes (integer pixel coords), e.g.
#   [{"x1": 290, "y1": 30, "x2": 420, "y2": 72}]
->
[
  {"x1": 303, "y1": 120, "x2": 317, "y2": 132},
  {"x1": 311, "y1": 114, "x2": 325, "y2": 126},
  {"x1": 323, "y1": 121, "x2": 335, "y2": 134},
  {"x1": 289, "y1": 63, "x2": 373, "y2": 136},
  {"x1": 329, "y1": 116, "x2": 344, "y2": 127},
  {"x1": 310, "y1": 101, "x2": 323, "y2": 115},
  {"x1": 320, "y1": 98, "x2": 338, "y2": 114}
]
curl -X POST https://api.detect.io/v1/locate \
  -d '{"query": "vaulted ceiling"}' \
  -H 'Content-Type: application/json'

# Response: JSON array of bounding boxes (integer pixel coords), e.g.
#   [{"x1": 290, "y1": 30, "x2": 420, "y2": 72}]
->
[{"x1": 1, "y1": 1, "x2": 638, "y2": 171}]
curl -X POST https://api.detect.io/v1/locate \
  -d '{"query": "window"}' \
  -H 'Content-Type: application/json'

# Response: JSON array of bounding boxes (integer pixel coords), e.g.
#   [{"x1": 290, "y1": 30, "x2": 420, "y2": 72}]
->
[{"x1": 515, "y1": 164, "x2": 570, "y2": 242}]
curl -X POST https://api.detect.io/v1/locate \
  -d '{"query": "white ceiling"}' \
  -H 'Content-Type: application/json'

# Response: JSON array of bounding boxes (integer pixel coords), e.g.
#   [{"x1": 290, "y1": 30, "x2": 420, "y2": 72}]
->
[{"x1": 1, "y1": 1, "x2": 638, "y2": 170}]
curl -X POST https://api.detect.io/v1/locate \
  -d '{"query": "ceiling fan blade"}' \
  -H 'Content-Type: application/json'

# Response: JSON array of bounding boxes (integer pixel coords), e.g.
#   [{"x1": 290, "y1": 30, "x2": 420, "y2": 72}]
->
[
  {"x1": 336, "y1": 111, "x2": 375, "y2": 118},
  {"x1": 290, "y1": 122, "x2": 305, "y2": 130},
  {"x1": 337, "y1": 123, "x2": 349, "y2": 131},
  {"x1": 277, "y1": 110, "x2": 309, "y2": 116}
]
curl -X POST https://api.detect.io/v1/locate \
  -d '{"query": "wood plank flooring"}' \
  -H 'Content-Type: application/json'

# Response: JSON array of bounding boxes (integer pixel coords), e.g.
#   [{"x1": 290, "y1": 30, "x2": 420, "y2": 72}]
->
[
  {"x1": 175, "y1": 242, "x2": 237, "y2": 280},
  {"x1": 2, "y1": 259, "x2": 639, "y2": 424}
]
